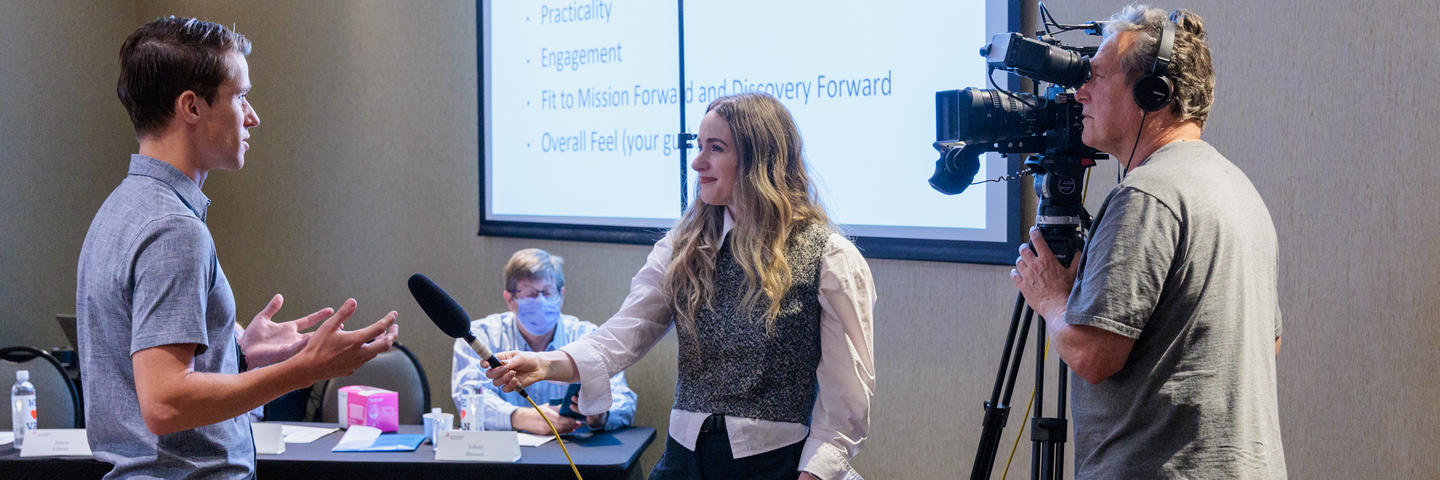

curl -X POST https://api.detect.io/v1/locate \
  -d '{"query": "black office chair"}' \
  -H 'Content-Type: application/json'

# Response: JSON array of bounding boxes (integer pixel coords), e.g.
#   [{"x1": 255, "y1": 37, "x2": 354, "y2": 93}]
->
[
  {"x1": 261, "y1": 387, "x2": 314, "y2": 422},
  {"x1": 0, "y1": 346, "x2": 83, "y2": 428},
  {"x1": 316, "y1": 343, "x2": 430, "y2": 425}
]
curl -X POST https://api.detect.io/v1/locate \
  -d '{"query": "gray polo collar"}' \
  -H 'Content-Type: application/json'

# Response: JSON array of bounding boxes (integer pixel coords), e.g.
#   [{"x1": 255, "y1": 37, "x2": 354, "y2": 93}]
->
[{"x1": 127, "y1": 154, "x2": 212, "y2": 221}]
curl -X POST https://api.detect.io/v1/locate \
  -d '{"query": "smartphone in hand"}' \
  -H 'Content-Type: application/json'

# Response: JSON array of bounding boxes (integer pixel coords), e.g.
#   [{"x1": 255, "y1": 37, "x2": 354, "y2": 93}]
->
[{"x1": 548, "y1": 383, "x2": 586, "y2": 420}]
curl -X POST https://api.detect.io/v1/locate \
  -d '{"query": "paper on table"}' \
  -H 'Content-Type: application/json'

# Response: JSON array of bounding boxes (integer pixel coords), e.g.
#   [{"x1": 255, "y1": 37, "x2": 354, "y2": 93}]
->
[
  {"x1": 281, "y1": 425, "x2": 338, "y2": 444},
  {"x1": 332, "y1": 425, "x2": 381, "y2": 451},
  {"x1": 0, "y1": 432, "x2": 12, "y2": 446},
  {"x1": 515, "y1": 432, "x2": 555, "y2": 447}
]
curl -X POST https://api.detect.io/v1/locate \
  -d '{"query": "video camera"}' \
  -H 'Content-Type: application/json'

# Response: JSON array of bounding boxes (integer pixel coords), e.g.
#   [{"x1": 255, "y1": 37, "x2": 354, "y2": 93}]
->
[{"x1": 929, "y1": 31, "x2": 1109, "y2": 266}]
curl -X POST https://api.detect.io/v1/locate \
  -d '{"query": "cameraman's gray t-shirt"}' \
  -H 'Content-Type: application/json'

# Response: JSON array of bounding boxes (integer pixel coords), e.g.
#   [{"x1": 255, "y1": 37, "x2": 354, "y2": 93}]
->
[
  {"x1": 1065, "y1": 141, "x2": 1286, "y2": 478},
  {"x1": 77, "y1": 155, "x2": 252, "y2": 479}
]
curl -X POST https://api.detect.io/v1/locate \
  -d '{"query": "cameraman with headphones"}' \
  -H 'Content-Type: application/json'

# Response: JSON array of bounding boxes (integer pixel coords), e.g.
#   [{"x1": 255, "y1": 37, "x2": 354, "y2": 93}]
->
[{"x1": 1010, "y1": 5, "x2": 1286, "y2": 478}]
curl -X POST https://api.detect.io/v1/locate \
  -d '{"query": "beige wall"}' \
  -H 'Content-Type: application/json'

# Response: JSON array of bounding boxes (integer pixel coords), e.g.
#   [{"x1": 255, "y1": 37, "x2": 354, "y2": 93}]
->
[
  {"x1": 0, "y1": 1, "x2": 137, "y2": 349},
  {"x1": 2, "y1": 1, "x2": 1437, "y2": 478}
]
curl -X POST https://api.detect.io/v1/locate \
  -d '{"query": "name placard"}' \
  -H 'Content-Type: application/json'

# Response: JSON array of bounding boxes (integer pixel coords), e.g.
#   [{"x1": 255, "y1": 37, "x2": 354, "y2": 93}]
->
[
  {"x1": 434, "y1": 430, "x2": 521, "y2": 462},
  {"x1": 20, "y1": 429, "x2": 93, "y2": 457}
]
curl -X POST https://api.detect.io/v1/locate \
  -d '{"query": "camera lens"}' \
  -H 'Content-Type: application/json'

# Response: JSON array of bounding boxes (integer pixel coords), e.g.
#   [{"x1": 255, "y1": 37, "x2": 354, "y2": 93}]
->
[{"x1": 937, "y1": 87, "x2": 1042, "y2": 144}]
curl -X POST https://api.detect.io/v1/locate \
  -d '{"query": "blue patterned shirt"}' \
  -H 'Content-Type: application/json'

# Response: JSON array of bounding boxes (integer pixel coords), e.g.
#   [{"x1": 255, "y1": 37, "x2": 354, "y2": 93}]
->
[{"x1": 77, "y1": 155, "x2": 250, "y2": 479}]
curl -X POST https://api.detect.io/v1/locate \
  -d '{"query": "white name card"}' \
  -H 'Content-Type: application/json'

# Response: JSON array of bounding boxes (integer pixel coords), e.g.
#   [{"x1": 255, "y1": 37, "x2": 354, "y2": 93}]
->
[
  {"x1": 434, "y1": 430, "x2": 521, "y2": 462},
  {"x1": 19, "y1": 429, "x2": 93, "y2": 457}
]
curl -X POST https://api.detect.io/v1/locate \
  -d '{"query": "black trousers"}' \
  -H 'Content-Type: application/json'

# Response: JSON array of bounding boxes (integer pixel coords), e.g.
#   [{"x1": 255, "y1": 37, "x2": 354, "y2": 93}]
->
[{"x1": 649, "y1": 415, "x2": 805, "y2": 480}]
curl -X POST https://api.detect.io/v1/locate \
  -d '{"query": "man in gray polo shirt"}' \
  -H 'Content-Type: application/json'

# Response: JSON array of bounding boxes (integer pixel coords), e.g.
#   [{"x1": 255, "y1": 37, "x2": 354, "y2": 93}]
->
[
  {"x1": 77, "y1": 17, "x2": 399, "y2": 479},
  {"x1": 1010, "y1": 6, "x2": 1286, "y2": 478}
]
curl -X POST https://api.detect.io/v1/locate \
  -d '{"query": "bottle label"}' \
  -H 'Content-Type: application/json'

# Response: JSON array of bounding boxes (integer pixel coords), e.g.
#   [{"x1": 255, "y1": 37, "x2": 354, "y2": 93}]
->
[
  {"x1": 461, "y1": 395, "x2": 481, "y2": 431},
  {"x1": 16, "y1": 397, "x2": 37, "y2": 431}
]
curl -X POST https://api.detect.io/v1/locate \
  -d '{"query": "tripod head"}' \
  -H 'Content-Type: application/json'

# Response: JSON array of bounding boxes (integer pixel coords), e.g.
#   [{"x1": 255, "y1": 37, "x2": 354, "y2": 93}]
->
[{"x1": 1026, "y1": 154, "x2": 1095, "y2": 267}]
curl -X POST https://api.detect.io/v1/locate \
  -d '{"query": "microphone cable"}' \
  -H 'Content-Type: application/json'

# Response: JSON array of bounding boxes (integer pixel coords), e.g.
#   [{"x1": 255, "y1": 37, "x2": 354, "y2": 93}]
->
[{"x1": 521, "y1": 393, "x2": 583, "y2": 480}]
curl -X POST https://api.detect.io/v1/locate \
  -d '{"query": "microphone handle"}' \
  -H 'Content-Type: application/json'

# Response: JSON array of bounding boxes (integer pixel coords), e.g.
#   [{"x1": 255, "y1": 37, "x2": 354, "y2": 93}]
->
[
  {"x1": 488, "y1": 354, "x2": 530, "y2": 399},
  {"x1": 468, "y1": 337, "x2": 530, "y2": 398}
]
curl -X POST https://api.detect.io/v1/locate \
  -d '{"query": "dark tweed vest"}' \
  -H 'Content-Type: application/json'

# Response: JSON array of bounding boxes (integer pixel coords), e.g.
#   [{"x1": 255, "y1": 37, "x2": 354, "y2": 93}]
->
[{"x1": 672, "y1": 222, "x2": 830, "y2": 424}]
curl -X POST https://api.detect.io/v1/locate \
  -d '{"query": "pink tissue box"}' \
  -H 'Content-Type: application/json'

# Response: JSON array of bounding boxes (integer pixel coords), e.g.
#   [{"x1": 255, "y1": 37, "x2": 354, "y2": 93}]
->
[{"x1": 337, "y1": 385, "x2": 399, "y2": 432}]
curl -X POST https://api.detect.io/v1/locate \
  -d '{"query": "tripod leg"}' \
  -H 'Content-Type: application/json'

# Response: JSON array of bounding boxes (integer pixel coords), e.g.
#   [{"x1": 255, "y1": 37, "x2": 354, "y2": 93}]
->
[
  {"x1": 1029, "y1": 317, "x2": 1069, "y2": 480},
  {"x1": 1034, "y1": 316, "x2": 1046, "y2": 480},
  {"x1": 970, "y1": 294, "x2": 1032, "y2": 480},
  {"x1": 1056, "y1": 362, "x2": 1069, "y2": 479}
]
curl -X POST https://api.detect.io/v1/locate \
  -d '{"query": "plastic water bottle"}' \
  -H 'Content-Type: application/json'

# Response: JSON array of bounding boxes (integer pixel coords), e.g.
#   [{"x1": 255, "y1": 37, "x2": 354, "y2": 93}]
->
[
  {"x1": 470, "y1": 388, "x2": 486, "y2": 432},
  {"x1": 458, "y1": 382, "x2": 484, "y2": 431},
  {"x1": 11, "y1": 370, "x2": 36, "y2": 449}
]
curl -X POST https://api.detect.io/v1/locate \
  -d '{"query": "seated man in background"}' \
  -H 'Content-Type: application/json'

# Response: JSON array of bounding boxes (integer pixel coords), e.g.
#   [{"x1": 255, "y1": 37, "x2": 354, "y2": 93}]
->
[{"x1": 452, "y1": 248, "x2": 636, "y2": 433}]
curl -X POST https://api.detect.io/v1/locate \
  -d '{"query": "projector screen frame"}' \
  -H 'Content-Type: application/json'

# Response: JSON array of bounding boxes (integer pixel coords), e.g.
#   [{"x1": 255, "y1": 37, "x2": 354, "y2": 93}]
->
[{"x1": 476, "y1": 0, "x2": 1028, "y2": 264}]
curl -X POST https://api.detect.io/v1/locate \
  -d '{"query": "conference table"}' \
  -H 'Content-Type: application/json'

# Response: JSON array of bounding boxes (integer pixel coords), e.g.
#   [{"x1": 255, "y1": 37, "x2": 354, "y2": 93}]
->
[{"x1": 0, "y1": 422, "x2": 655, "y2": 480}]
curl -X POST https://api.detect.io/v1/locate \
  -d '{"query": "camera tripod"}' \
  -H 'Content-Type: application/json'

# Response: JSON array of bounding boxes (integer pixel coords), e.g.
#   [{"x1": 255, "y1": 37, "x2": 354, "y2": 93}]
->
[{"x1": 970, "y1": 154, "x2": 1093, "y2": 480}]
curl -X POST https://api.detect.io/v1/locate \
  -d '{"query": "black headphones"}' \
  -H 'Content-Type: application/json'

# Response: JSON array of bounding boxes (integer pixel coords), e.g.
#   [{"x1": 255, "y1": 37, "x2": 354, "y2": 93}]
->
[{"x1": 1132, "y1": 19, "x2": 1176, "y2": 112}]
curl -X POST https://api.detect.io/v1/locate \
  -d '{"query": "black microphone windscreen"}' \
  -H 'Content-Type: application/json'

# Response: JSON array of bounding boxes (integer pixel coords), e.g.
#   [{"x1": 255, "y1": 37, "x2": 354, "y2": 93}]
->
[{"x1": 407, "y1": 273, "x2": 473, "y2": 339}]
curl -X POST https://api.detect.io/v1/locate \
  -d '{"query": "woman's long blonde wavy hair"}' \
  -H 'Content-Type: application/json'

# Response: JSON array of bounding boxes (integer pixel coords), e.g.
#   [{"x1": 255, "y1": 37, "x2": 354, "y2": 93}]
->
[{"x1": 663, "y1": 93, "x2": 833, "y2": 336}]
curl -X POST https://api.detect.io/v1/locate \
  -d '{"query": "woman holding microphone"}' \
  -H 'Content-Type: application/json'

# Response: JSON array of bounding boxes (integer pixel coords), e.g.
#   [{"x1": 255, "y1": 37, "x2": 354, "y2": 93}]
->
[{"x1": 487, "y1": 92, "x2": 875, "y2": 480}]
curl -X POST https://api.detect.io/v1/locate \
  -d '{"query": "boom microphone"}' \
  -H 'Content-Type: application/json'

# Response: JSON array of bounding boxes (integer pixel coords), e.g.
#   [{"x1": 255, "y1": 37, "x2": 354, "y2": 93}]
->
[{"x1": 408, "y1": 273, "x2": 529, "y2": 398}]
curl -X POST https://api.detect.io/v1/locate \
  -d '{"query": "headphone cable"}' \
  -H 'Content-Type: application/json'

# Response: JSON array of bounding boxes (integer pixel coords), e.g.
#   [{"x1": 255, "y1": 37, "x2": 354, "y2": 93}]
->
[{"x1": 1120, "y1": 110, "x2": 1150, "y2": 181}]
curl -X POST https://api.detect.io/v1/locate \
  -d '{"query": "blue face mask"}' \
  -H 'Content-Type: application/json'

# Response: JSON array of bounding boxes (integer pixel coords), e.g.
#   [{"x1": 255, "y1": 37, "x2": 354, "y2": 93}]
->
[{"x1": 515, "y1": 294, "x2": 562, "y2": 335}]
